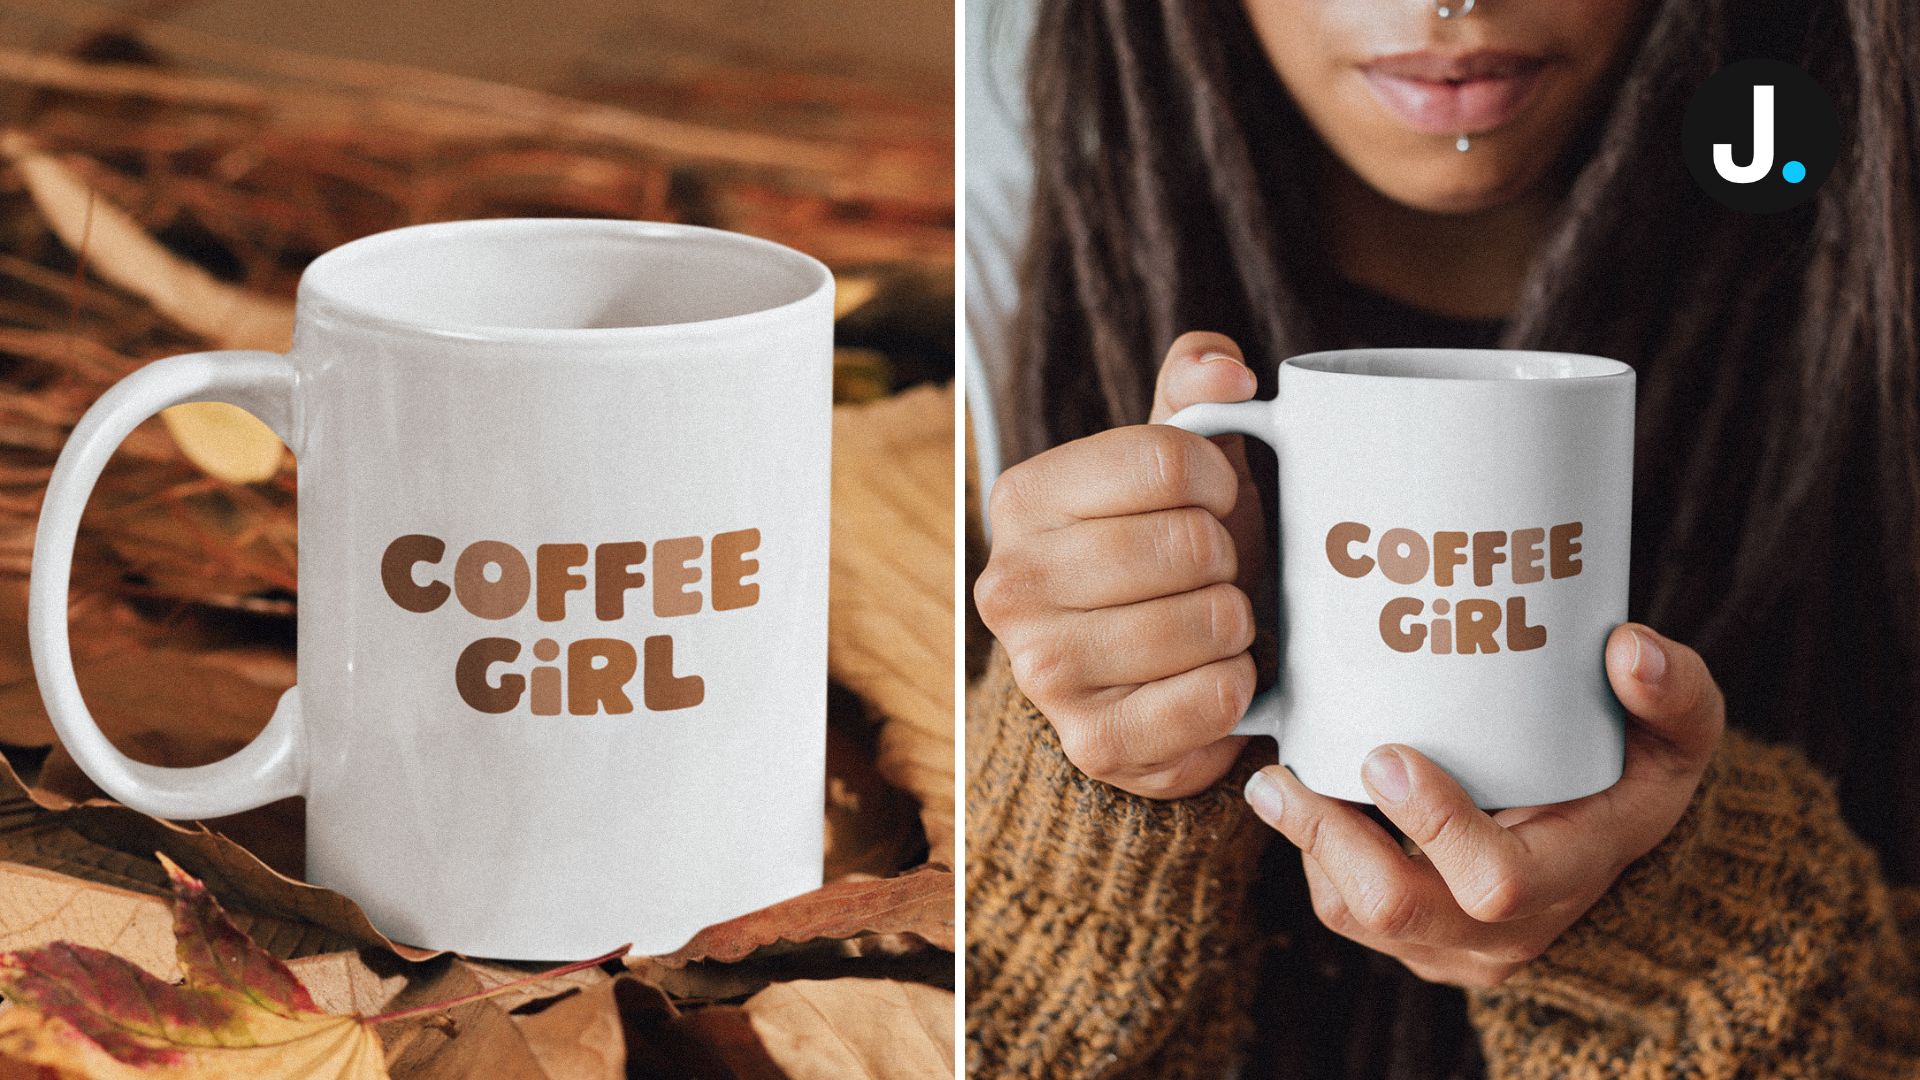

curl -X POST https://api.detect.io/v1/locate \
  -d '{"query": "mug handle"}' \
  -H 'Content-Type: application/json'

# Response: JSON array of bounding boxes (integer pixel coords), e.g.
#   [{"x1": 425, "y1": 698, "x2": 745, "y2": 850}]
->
[
  {"x1": 29, "y1": 351, "x2": 309, "y2": 819},
  {"x1": 1162, "y1": 400, "x2": 1286, "y2": 741}
]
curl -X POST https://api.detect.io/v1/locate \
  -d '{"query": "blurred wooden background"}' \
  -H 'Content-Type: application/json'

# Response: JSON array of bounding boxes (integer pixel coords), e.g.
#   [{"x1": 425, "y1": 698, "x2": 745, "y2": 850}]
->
[{"x1": 0, "y1": 1, "x2": 955, "y2": 1075}]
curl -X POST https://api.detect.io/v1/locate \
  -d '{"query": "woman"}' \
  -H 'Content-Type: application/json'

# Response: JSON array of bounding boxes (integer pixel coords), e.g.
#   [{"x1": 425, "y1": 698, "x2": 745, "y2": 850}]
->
[{"x1": 967, "y1": 0, "x2": 1920, "y2": 1076}]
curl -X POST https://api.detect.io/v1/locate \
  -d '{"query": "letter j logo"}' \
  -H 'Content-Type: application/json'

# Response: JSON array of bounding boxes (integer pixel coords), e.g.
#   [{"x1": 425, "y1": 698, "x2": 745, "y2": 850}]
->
[{"x1": 1684, "y1": 59, "x2": 1839, "y2": 213}]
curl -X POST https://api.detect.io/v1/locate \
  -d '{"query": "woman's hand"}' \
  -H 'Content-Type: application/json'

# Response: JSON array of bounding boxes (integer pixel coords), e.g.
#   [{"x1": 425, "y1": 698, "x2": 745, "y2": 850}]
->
[
  {"x1": 1244, "y1": 623, "x2": 1726, "y2": 989},
  {"x1": 975, "y1": 332, "x2": 1267, "y2": 799}
]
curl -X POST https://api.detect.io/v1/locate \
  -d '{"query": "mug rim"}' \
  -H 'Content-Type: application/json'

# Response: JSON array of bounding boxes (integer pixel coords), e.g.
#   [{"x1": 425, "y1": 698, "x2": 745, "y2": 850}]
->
[
  {"x1": 1283, "y1": 347, "x2": 1631, "y2": 382},
  {"x1": 296, "y1": 218, "x2": 833, "y2": 344}
]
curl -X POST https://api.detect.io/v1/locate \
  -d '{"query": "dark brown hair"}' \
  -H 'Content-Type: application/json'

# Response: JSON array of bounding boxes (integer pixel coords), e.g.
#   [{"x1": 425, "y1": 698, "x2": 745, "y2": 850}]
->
[{"x1": 1002, "y1": 0, "x2": 1920, "y2": 887}]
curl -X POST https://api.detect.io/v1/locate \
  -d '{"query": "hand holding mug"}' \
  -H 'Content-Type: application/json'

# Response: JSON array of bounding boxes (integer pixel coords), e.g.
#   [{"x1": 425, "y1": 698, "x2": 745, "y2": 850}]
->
[
  {"x1": 1244, "y1": 622, "x2": 1725, "y2": 988},
  {"x1": 975, "y1": 332, "x2": 1268, "y2": 798}
]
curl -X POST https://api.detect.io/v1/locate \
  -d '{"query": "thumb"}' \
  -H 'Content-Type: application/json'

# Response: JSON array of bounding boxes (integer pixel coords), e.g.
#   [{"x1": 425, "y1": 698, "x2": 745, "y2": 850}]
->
[
  {"x1": 1605, "y1": 623, "x2": 1725, "y2": 774},
  {"x1": 1149, "y1": 331, "x2": 1258, "y2": 423}
]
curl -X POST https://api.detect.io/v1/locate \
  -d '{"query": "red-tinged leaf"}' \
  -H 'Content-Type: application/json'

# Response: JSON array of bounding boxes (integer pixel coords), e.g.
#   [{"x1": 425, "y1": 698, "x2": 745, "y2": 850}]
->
[
  {"x1": 651, "y1": 866, "x2": 953, "y2": 968},
  {"x1": 0, "y1": 941, "x2": 233, "y2": 1066},
  {"x1": 160, "y1": 853, "x2": 316, "y2": 1017},
  {"x1": 0, "y1": 858, "x2": 625, "y2": 1080}
]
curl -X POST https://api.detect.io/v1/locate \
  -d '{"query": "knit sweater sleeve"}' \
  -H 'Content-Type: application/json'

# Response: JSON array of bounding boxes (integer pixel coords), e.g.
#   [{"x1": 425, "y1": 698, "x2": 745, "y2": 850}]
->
[
  {"x1": 965, "y1": 642, "x2": 1272, "y2": 1079},
  {"x1": 1469, "y1": 727, "x2": 1920, "y2": 1079}
]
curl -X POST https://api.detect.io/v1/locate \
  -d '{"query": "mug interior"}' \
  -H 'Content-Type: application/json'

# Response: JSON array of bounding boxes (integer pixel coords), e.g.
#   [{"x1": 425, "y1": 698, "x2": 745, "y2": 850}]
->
[
  {"x1": 1286, "y1": 348, "x2": 1629, "y2": 381},
  {"x1": 299, "y1": 218, "x2": 828, "y2": 336}
]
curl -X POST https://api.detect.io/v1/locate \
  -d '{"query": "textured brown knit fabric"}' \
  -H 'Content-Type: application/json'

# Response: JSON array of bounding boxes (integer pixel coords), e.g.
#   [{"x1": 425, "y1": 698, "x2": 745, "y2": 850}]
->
[{"x1": 966, "y1": 643, "x2": 1920, "y2": 1078}]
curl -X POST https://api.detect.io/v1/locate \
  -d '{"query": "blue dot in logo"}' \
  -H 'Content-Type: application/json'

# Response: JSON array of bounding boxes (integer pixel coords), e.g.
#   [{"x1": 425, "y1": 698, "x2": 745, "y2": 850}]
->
[{"x1": 1782, "y1": 160, "x2": 1807, "y2": 183}]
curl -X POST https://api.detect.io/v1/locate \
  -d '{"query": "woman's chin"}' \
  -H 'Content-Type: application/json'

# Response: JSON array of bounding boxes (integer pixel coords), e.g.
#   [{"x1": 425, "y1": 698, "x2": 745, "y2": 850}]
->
[{"x1": 1357, "y1": 148, "x2": 1552, "y2": 216}]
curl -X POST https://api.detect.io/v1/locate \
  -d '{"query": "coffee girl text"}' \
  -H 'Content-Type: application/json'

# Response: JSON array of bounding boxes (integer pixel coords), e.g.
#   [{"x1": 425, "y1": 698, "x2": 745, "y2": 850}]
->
[
  {"x1": 1324, "y1": 521, "x2": 1583, "y2": 654},
  {"x1": 380, "y1": 530, "x2": 762, "y2": 715}
]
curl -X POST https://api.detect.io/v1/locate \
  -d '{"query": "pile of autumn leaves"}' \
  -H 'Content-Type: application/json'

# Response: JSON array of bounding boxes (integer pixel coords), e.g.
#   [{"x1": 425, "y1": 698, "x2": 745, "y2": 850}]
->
[
  {"x1": 1, "y1": 855, "x2": 605, "y2": 1078},
  {"x1": 0, "y1": 852, "x2": 954, "y2": 1079}
]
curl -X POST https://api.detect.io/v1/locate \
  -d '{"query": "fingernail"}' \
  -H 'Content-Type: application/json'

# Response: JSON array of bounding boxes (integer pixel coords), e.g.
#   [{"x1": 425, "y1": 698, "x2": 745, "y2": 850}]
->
[
  {"x1": 1244, "y1": 768, "x2": 1286, "y2": 820},
  {"x1": 1197, "y1": 350, "x2": 1244, "y2": 366},
  {"x1": 1364, "y1": 749, "x2": 1409, "y2": 803},
  {"x1": 1626, "y1": 627, "x2": 1667, "y2": 684}
]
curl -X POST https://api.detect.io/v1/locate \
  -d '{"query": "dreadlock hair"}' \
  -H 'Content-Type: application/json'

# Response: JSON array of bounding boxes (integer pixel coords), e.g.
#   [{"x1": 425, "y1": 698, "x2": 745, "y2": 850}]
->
[{"x1": 1003, "y1": 0, "x2": 1920, "y2": 881}]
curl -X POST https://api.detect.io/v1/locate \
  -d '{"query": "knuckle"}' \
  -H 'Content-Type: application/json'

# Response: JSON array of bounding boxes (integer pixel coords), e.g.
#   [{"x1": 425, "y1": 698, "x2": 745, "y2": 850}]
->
[
  {"x1": 1293, "y1": 812, "x2": 1328, "y2": 861},
  {"x1": 1202, "y1": 583, "x2": 1257, "y2": 653},
  {"x1": 1143, "y1": 426, "x2": 1198, "y2": 502},
  {"x1": 971, "y1": 558, "x2": 1018, "y2": 626},
  {"x1": 1356, "y1": 884, "x2": 1424, "y2": 939},
  {"x1": 1057, "y1": 721, "x2": 1122, "y2": 781},
  {"x1": 1164, "y1": 507, "x2": 1234, "y2": 580},
  {"x1": 1463, "y1": 870, "x2": 1530, "y2": 924},
  {"x1": 983, "y1": 466, "x2": 1031, "y2": 530},
  {"x1": 1310, "y1": 885, "x2": 1354, "y2": 934},
  {"x1": 1008, "y1": 637, "x2": 1072, "y2": 703},
  {"x1": 1198, "y1": 655, "x2": 1257, "y2": 738},
  {"x1": 1420, "y1": 801, "x2": 1472, "y2": 853}
]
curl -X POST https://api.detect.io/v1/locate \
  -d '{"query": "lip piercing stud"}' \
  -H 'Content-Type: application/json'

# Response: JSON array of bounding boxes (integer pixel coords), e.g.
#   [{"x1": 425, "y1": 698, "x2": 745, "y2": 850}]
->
[
  {"x1": 1456, "y1": 135, "x2": 1471, "y2": 152},
  {"x1": 1436, "y1": 0, "x2": 1475, "y2": 18}
]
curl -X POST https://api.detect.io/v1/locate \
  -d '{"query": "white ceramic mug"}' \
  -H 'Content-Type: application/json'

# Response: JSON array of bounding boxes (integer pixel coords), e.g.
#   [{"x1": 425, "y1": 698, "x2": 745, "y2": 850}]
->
[
  {"x1": 30, "y1": 219, "x2": 834, "y2": 959},
  {"x1": 1166, "y1": 348, "x2": 1634, "y2": 809}
]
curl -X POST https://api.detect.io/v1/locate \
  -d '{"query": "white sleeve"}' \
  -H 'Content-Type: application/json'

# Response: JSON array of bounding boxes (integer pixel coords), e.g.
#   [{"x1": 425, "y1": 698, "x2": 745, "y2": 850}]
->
[{"x1": 964, "y1": 0, "x2": 1036, "y2": 507}]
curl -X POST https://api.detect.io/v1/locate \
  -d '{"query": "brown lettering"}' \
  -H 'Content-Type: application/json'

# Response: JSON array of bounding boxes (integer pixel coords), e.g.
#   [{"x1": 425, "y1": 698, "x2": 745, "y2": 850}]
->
[
  {"x1": 381, "y1": 534, "x2": 450, "y2": 613},
  {"x1": 1471, "y1": 531, "x2": 1508, "y2": 587},
  {"x1": 1432, "y1": 531, "x2": 1469, "y2": 587},
  {"x1": 1549, "y1": 522, "x2": 1584, "y2": 579},
  {"x1": 567, "y1": 638, "x2": 637, "y2": 715},
  {"x1": 536, "y1": 543, "x2": 590, "y2": 622},
  {"x1": 1454, "y1": 598, "x2": 1502, "y2": 654},
  {"x1": 643, "y1": 635, "x2": 705, "y2": 710},
  {"x1": 594, "y1": 541, "x2": 648, "y2": 620},
  {"x1": 1326, "y1": 522, "x2": 1374, "y2": 578},
  {"x1": 454, "y1": 541, "x2": 531, "y2": 620},
  {"x1": 455, "y1": 637, "x2": 523, "y2": 712},
  {"x1": 653, "y1": 537, "x2": 704, "y2": 618},
  {"x1": 1379, "y1": 597, "x2": 1426, "y2": 653},
  {"x1": 1377, "y1": 528, "x2": 1430, "y2": 585},
  {"x1": 530, "y1": 638, "x2": 562, "y2": 715},
  {"x1": 711, "y1": 529, "x2": 762, "y2": 611},
  {"x1": 1506, "y1": 596, "x2": 1546, "y2": 651},
  {"x1": 1511, "y1": 528, "x2": 1546, "y2": 584}
]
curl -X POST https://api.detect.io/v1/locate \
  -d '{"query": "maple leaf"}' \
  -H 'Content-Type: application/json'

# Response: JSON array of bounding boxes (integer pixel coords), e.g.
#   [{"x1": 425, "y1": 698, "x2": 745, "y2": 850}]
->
[{"x1": 0, "y1": 854, "x2": 621, "y2": 1079}]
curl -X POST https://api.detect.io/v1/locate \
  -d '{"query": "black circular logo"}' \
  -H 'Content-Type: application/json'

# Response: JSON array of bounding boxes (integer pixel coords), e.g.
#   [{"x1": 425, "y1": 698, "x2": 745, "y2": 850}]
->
[{"x1": 1682, "y1": 59, "x2": 1840, "y2": 214}]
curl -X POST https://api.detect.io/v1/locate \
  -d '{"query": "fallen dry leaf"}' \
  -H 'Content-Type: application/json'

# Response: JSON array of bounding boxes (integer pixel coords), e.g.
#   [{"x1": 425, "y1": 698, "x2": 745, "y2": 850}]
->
[
  {"x1": 507, "y1": 982, "x2": 626, "y2": 1080},
  {"x1": 0, "y1": 856, "x2": 621, "y2": 1080},
  {"x1": 823, "y1": 714, "x2": 924, "y2": 881},
  {"x1": 832, "y1": 274, "x2": 879, "y2": 320},
  {"x1": 0, "y1": 131, "x2": 297, "y2": 353},
  {"x1": 1, "y1": 132, "x2": 293, "y2": 487},
  {"x1": 745, "y1": 978, "x2": 953, "y2": 1080},
  {"x1": 158, "y1": 403, "x2": 285, "y2": 486},
  {"x1": 652, "y1": 865, "x2": 953, "y2": 968},
  {"x1": 828, "y1": 386, "x2": 955, "y2": 864},
  {"x1": 0, "y1": 861, "x2": 179, "y2": 979},
  {"x1": 288, "y1": 951, "x2": 603, "y2": 1080},
  {"x1": 0, "y1": 855, "x2": 383, "y2": 1079},
  {"x1": 609, "y1": 978, "x2": 788, "y2": 1080},
  {"x1": 0, "y1": 749, "x2": 435, "y2": 962}
]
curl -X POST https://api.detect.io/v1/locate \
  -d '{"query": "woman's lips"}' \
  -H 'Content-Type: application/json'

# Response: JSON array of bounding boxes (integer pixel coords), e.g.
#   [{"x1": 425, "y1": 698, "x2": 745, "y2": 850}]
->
[{"x1": 1359, "y1": 51, "x2": 1550, "y2": 136}]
